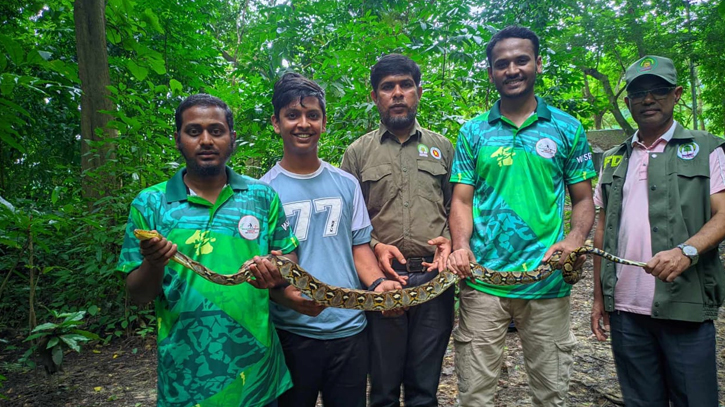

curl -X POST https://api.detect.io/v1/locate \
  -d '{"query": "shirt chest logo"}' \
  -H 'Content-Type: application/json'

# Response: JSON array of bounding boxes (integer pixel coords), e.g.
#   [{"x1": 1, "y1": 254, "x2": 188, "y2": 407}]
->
[
  {"x1": 238, "y1": 215, "x2": 260, "y2": 240},
  {"x1": 677, "y1": 142, "x2": 700, "y2": 160},
  {"x1": 418, "y1": 143, "x2": 429, "y2": 157},
  {"x1": 491, "y1": 146, "x2": 516, "y2": 167},
  {"x1": 535, "y1": 138, "x2": 557, "y2": 159}
]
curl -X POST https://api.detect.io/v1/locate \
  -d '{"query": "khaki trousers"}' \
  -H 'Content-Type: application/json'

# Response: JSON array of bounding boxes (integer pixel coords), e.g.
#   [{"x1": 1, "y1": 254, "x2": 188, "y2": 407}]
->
[{"x1": 453, "y1": 284, "x2": 577, "y2": 407}]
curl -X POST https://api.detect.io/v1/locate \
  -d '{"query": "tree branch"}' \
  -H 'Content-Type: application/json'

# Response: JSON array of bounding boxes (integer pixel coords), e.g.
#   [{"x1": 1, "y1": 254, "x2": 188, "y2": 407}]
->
[{"x1": 583, "y1": 67, "x2": 635, "y2": 135}]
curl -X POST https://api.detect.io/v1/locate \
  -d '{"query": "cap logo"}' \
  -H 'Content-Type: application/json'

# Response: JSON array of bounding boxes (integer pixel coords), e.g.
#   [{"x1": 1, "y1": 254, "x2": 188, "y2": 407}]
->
[{"x1": 637, "y1": 57, "x2": 658, "y2": 73}]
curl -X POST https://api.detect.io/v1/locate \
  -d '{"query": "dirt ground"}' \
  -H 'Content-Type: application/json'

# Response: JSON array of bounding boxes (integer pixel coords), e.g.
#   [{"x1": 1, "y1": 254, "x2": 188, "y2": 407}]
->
[{"x1": 2, "y1": 262, "x2": 725, "y2": 406}]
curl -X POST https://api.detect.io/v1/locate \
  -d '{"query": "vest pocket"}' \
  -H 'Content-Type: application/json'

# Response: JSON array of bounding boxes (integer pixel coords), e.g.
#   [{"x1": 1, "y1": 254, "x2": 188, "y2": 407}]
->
[{"x1": 675, "y1": 160, "x2": 709, "y2": 178}]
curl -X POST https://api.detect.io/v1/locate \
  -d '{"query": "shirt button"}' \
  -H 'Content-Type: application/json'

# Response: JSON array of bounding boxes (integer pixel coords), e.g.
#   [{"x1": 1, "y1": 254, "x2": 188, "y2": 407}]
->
[
  {"x1": 654, "y1": 302, "x2": 659, "y2": 307},
  {"x1": 402, "y1": 167, "x2": 407, "y2": 172},
  {"x1": 654, "y1": 311, "x2": 659, "y2": 316},
  {"x1": 651, "y1": 185, "x2": 657, "y2": 191},
  {"x1": 403, "y1": 202, "x2": 409, "y2": 207},
  {"x1": 653, "y1": 226, "x2": 659, "y2": 232},
  {"x1": 652, "y1": 154, "x2": 658, "y2": 158}
]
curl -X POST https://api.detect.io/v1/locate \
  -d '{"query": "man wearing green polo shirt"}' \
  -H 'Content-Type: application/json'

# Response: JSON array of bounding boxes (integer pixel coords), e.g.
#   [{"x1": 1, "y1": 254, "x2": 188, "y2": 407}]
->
[
  {"x1": 117, "y1": 94, "x2": 298, "y2": 407},
  {"x1": 448, "y1": 26, "x2": 596, "y2": 406}
]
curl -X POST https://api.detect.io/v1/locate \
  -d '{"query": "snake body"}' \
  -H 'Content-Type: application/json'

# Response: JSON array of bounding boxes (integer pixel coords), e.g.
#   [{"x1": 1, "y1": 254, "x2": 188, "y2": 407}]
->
[{"x1": 133, "y1": 229, "x2": 646, "y2": 311}]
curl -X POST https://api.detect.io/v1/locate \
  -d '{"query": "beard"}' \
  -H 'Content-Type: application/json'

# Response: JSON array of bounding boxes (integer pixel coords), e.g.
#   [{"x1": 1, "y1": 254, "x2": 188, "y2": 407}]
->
[
  {"x1": 178, "y1": 143, "x2": 232, "y2": 177},
  {"x1": 381, "y1": 101, "x2": 418, "y2": 130}
]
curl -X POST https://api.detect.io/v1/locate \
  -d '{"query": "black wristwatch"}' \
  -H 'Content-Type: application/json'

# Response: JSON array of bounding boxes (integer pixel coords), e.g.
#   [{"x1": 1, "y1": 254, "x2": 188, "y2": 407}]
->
[
  {"x1": 367, "y1": 277, "x2": 387, "y2": 291},
  {"x1": 677, "y1": 244, "x2": 699, "y2": 266}
]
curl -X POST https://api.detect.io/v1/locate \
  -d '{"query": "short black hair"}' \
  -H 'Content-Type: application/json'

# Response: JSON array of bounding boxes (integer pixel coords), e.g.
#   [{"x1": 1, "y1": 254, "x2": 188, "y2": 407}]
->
[
  {"x1": 175, "y1": 93, "x2": 234, "y2": 133},
  {"x1": 370, "y1": 54, "x2": 422, "y2": 92},
  {"x1": 272, "y1": 72, "x2": 326, "y2": 119},
  {"x1": 486, "y1": 26, "x2": 540, "y2": 66}
]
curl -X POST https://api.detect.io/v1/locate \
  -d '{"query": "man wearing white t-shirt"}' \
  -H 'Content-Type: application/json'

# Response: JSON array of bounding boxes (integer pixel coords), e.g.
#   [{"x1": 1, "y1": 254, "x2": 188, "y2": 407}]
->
[
  {"x1": 262, "y1": 72, "x2": 401, "y2": 407},
  {"x1": 591, "y1": 55, "x2": 725, "y2": 407}
]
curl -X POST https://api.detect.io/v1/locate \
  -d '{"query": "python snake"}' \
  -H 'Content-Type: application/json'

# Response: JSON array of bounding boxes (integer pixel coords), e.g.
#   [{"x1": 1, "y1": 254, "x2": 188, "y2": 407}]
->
[{"x1": 133, "y1": 229, "x2": 646, "y2": 311}]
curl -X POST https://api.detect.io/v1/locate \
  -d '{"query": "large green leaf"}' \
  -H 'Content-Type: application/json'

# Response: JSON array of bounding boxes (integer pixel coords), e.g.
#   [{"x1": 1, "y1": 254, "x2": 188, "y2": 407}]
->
[
  {"x1": 127, "y1": 60, "x2": 149, "y2": 81},
  {"x1": 51, "y1": 346, "x2": 63, "y2": 367},
  {"x1": 31, "y1": 322, "x2": 59, "y2": 332},
  {"x1": 0, "y1": 35, "x2": 24, "y2": 65},
  {"x1": 47, "y1": 337, "x2": 60, "y2": 349}
]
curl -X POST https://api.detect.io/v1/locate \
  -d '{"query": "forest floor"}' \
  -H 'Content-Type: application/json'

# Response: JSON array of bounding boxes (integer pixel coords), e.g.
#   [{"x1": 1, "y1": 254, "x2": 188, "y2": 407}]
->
[{"x1": 3, "y1": 243, "x2": 725, "y2": 406}]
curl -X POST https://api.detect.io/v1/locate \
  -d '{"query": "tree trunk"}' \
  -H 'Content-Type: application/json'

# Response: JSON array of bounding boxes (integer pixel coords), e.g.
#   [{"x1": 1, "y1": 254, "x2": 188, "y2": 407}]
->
[
  {"x1": 583, "y1": 72, "x2": 605, "y2": 130},
  {"x1": 74, "y1": 0, "x2": 117, "y2": 201},
  {"x1": 584, "y1": 68, "x2": 635, "y2": 136}
]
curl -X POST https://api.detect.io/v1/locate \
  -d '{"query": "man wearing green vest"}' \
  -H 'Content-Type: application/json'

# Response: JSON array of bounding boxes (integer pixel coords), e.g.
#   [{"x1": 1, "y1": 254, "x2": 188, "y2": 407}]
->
[
  {"x1": 117, "y1": 94, "x2": 298, "y2": 407},
  {"x1": 591, "y1": 55, "x2": 725, "y2": 406},
  {"x1": 447, "y1": 26, "x2": 596, "y2": 406}
]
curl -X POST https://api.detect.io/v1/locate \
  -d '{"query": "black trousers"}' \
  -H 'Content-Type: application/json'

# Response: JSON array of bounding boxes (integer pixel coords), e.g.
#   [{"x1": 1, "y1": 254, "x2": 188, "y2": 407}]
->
[
  {"x1": 276, "y1": 328, "x2": 368, "y2": 407},
  {"x1": 609, "y1": 311, "x2": 718, "y2": 407},
  {"x1": 367, "y1": 270, "x2": 455, "y2": 407}
]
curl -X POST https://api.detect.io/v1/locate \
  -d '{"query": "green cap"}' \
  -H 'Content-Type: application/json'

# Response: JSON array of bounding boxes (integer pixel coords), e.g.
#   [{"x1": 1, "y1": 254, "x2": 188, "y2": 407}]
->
[{"x1": 624, "y1": 55, "x2": 677, "y2": 90}]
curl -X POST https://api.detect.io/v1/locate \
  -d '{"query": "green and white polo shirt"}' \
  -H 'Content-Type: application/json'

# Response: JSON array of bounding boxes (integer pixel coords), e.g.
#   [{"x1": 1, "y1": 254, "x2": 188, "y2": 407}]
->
[
  {"x1": 451, "y1": 97, "x2": 596, "y2": 299},
  {"x1": 117, "y1": 167, "x2": 298, "y2": 407}
]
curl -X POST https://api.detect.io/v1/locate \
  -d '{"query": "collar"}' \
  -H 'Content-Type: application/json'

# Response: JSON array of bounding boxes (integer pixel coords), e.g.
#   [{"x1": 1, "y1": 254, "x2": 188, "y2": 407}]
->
[
  {"x1": 166, "y1": 166, "x2": 248, "y2": 202},
  {"x1": 377, "y1": 119, "x2": 423, "y2": 143},
  {"x1": 488, "y1": 96, "x2": 552, "y2": 124},
  {"x1": 631, "y1": 120, "x2": 677, "y2": 148}
]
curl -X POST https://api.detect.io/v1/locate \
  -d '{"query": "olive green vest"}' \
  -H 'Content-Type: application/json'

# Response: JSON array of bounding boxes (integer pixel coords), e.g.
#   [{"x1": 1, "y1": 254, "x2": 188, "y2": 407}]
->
[{"x1": 599, "y1": 123, "x2": 725, "y2": 322}]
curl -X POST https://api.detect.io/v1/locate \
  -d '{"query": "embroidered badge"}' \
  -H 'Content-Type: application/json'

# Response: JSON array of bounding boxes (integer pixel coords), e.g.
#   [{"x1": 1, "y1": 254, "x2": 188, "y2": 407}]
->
[
  {"x1": 238, "y1": 215, "x2": 261, "y2": 240},
  {"x1": 677, "y1": 142, "x2": 699, "y2": 160},
  {"x1": 535, "y1": 138, "x2": 557, "y2": 159},
  {"x1": 637, "y1": 57, "x2": 657, "y2": 73},
  {"x1": 430, "y1": 147, "x2": 442, "y2": 160},
  {"x1": 418, "y1": 144, "x2": 429, "y2": 158}
]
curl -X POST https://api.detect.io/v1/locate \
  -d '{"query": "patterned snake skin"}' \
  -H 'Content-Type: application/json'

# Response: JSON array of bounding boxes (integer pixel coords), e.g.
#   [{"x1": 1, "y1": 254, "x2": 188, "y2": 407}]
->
[{"x1": 133, "y1": 229, "x2": 646, "y2": 311}]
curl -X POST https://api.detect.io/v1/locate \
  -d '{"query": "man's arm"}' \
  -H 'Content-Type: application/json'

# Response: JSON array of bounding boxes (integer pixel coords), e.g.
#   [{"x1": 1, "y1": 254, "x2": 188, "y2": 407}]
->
[
  {"x1": 269, "y1": 249, "x2": 326, "y2": 317},
  {"x1": 645, "y1": 191, "x2": 725, "y2": 282},
  {"x1": 590, "y1": 209, "x2": 609, "y2": 341},
  {"x1": 543, "y1": 180, "x2": 595, "y2": 267},
  {"x1": 126, "y1": 235, "x2": 177, "y2": 304},
  {"x1": 447, "y1": 183, "x2": 476, "y2": 277}
]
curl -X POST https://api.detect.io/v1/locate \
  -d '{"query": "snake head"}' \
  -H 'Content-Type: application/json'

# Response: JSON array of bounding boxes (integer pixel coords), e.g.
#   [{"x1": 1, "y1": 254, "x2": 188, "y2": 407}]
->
[{"x1": 133, "y1": 229, "x2": 161, "y2": 241}]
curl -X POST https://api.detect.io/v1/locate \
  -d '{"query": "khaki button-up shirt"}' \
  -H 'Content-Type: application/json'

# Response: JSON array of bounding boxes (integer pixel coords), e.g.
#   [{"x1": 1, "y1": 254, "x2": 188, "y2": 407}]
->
[{"x1": 340, "y1": 120, "x2": 453, "y2": 258}]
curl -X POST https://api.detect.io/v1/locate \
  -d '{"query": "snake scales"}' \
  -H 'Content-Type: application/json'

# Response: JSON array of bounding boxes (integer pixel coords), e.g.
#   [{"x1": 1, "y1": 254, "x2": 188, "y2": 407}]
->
[{"x1": 133, "y1": 229, "x2": 646, "y2": 311}]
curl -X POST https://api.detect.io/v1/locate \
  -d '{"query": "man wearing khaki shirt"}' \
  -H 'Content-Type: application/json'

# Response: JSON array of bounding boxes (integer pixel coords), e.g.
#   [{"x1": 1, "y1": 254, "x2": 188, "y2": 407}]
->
[{"x1": 340, "y1": 54, "x2": 454, "y2": 407}]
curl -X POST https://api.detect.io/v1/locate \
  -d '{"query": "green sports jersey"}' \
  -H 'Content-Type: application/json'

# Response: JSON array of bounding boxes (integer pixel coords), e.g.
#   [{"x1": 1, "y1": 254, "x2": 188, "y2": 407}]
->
[
  {"x1": 117, "y1": 167, "x2": 298, "y2": 407},
  {"x1": 451, "y1": 97, "x2": 596, "y2": 299}
]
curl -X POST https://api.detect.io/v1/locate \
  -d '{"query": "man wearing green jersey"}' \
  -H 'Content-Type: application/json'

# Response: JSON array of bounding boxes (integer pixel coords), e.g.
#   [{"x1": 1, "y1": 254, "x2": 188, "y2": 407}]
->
[
  {"x1": 448, "y1": 26, "x2": 596, "y2": 406},
  {"x1": 117, "y1": 94, "x2": 298, "y2": 407}
]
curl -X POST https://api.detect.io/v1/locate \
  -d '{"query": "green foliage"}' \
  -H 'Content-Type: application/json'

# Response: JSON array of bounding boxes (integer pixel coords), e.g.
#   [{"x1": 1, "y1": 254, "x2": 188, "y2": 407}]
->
[
  {"x1": 0, "y1": 0, "x2": 723, "y2": 344},
  {"x1": 21, "y1": 310, "x2": 99, "y2": 370}
]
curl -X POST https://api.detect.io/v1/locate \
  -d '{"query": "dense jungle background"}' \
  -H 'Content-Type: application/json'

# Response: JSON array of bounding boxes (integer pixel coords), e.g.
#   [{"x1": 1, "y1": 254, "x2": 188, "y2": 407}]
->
[{"x1": 2, "y1": 0, "x2": 725, "y2": 405}]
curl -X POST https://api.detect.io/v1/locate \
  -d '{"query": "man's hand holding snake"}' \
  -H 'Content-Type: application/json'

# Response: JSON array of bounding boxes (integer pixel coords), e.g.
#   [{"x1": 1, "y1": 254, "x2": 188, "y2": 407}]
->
[
  {"x1": 543, "y1": 235, "x2": 586, "y2": 270},
  {"x1": 447, "y1": 247, "x2": 476, "y2": 278},
  {"x1": 139, "y1": 231, "x2": 177, "y2": 268}
]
